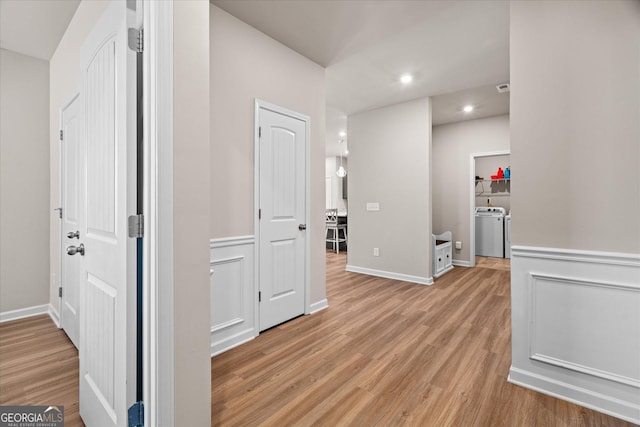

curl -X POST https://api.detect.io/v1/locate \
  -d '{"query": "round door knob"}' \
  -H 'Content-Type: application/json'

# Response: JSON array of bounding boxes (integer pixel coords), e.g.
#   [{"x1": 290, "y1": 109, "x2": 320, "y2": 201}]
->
[{"x1": 66, "y1": 243, "x2": 85, "y2": 256}]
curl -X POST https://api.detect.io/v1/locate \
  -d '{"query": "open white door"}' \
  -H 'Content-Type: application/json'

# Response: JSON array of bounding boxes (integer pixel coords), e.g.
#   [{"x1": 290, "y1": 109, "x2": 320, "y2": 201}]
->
[
  {"x1": 60, "y1": 93, "x2": 81, "y2": 349},
  {"x1": 257, "y1": 103, "x2": 308, "y2": 331},
  {"x1": 76, "y1": 1, "x2": 137, "y2": 425}
]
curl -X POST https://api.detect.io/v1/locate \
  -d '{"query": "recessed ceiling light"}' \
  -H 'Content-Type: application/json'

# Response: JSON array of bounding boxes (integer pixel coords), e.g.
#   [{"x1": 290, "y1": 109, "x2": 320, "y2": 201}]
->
[
  {"x1": 339, "y1": 131, "x2": 346, "y2": 137},
  {"x1": 463, "y1": 105, "x2": 474, "y2": 113},
  {"x1": 400, "y1": 74, "x2": 413, "y2": 84}
]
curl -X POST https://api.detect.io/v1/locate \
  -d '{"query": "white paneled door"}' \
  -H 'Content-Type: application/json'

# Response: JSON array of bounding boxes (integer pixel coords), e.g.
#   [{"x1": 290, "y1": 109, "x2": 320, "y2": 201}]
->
[
  {"x1": 77, "y1": 1, "x2": 137, "y2": 426},
  {"x1": 60, "y1": 93, "x2": 81, "y2": 349},
  {"x1": 258, "y1": 105, "x2": 308, "y2": 331}
]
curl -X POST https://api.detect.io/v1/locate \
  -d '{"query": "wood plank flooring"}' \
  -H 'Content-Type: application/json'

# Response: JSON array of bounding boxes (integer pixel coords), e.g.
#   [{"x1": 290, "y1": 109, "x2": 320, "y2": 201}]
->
[
  {"x1": 0, "y1": 253, "x2": 634, "y2": 426},
  {"x1": 475, "y1": 255, "x2": 511, "y2": 271},
  {"x1": 212, "y1": 251, "x2": 634, "y2": 426},
  {"x1": 0, "y1": 315, "x2": 83, "y2": 426}
]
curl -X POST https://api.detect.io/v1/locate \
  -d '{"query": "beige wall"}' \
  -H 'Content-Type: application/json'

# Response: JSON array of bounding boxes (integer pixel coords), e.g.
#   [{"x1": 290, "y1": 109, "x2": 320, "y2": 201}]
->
[
  {"x1": 210, "y1": 5, "x2": 327, "y2": 303},
  {"x1": 49, "y1": 0, "x2": 109, "y2": 315},
  {"x1": 432, "y1": 115, "x2": 510, "y2": 263},
  {"x1": 511, "y1": 0, "x2": 640, "y2": 253},
  {"x1": 0, "y1": 49, "x2": 50, "y2": 312},
  {"x1": 348, "y1": 98, "x2": 432, "y2": 280},
  {"x1": 173, "y1": 2, "x2": 212, "y2": 424}
]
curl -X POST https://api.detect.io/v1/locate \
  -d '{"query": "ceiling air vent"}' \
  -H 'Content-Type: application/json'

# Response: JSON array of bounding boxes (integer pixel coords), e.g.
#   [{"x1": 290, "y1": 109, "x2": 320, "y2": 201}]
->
[{"x1": 496, "y1": 83, "x2": 510, "y2": 93}]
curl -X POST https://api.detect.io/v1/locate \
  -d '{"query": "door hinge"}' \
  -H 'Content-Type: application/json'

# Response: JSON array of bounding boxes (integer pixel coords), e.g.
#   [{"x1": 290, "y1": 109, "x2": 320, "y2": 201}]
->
[
  {"x1": 128, "y1": 214, "x2": 144, "y2": 238},
  {"x1": 259, "y1": 126, "x2": 261, "y2": 138},
  {"x1": 258, "y1": 209, "x2": 261, "y2": 220},
  {"x1": 259, "y1": 291, "x2": 261, "y2": 302},
  {"x1": 58, "y1": 287, "x2": 62, "y2": 298},
  {"x1": 59, "y1": 130, "x2": 63, "y2": 141},
  {"x1": 128, "y1": 401, "x2": 144, "y2": 427},
  {"x1": 128, "y1": 28, "x2": 143, "y2": 53},
  {"x1": 54, "y1": 207, "x2": 62, "y2": 219}
]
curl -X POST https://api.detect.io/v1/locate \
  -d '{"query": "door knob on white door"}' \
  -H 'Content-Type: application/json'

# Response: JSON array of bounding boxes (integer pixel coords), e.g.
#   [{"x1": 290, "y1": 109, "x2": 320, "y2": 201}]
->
[
  {"x1": 67, "y1": 230, "x2": 80, "y2": 239},
  {"x1": 298, "y1": 224, "x2": 307, "y2": 230},
  {"x1": 67, "y1": 243, "x2": 84, "y2": 256}
]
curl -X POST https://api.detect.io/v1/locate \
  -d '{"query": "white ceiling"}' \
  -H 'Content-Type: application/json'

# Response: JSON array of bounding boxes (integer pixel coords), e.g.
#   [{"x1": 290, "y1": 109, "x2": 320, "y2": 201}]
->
[
  {"x1": 431, "y1": 84, "x2": 509, "y2": 126},
  {"x1": 1, "y1": 0, "x2": 509, "y2": 156},
  {"x1": 0, "y1": 0, "x2": 80, "y2": 61},
  {"x1": 212, "y1": 0, "x2": 510, "y2": 156}
]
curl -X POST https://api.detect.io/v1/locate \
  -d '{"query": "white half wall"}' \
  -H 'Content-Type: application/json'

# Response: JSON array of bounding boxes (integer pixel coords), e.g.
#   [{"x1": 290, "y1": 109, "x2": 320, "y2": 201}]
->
[
  {"x1": 1, "y1": 48, "x2": 50, "y2": 313},
  {"x1": 210, "y1": 236, "x2": 256, "y2": 356},
  {"x1": 510, "y1": 246, "x2": 640, "y2": 424}
]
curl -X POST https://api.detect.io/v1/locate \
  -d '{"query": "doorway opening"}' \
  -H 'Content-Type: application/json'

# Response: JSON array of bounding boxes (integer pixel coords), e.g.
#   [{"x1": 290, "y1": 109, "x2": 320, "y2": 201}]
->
[{"x1": 470, "y1": 150, "x2": 511, "y2": 268}]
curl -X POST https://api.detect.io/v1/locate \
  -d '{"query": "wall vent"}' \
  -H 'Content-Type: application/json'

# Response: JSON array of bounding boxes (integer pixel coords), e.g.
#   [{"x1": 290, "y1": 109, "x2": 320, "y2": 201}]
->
[{"x1": 496, "y1": 83, "x2": 510, "y2": 93}]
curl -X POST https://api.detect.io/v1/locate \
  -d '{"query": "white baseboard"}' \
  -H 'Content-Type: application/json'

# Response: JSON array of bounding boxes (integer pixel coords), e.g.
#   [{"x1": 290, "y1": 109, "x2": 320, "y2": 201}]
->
[
  {"x1": 510, "y1": 245, "x2": 640, "y2": 424},
  {"x1": 210, "y1": 328, "x2": 255, "y2": 357},
  {"x1": 508, "y1": 367, "x2": 640, "y2": 425},
  {"x1": 345, "y1": 265, "x2": 433, "y2": 285},
  {"x1": 309, "y1": 299, "x2": 328, "y2": 314},
  {"x1": 452, "y1": 260, "x2": 471, "y2": 267},
  {"x1": 0, "y1": 304, "x2": 49, "y2": 323},
  {"x1": 48, "y1": 304, "x2": 60, "y2": 328}
]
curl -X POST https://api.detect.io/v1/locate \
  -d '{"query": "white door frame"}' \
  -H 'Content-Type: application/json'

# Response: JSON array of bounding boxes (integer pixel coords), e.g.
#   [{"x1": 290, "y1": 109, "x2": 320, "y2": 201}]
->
[
  {"x1": 469, "y1": 149, "x2": 510, "y2": 267},
  {"x1": 58, "y1": 90, "x2": 80, "y2": 345},
  {"x1": 254, "y1": 99, "x2": 312, "y2": 330},
  {"x1": 142, "y1": 0, "x2": 173, "y2": 425}
]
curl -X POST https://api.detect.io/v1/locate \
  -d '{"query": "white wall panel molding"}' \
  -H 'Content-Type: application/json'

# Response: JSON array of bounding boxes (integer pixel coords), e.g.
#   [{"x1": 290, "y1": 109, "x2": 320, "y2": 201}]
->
[
  {"x1": 529, "y1": 273, "x2": 640, "y2": 389},
  {"x1": 512, "y1": 245, "x2": 640, "y2": 267},
  {"x1": 210, "y1": 235, "x2": 255, "y2": 249},
  {"x1": 510, "y1": 245, "x2": 640, "y2": 424},
  {"x1": 210, "y1": 236, "x2": 256, "y2": 357},
  {"x1": 346, "y1": 265, "x2": 433, "y2": 286},
  {"x1": 0, "y1": 304, "x2": 49, "y2": 323}
]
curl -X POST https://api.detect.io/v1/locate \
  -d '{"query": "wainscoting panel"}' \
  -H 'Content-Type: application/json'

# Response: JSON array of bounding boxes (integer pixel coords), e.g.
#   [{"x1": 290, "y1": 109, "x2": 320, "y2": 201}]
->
[
  {"x1": 509, "y1": 246, "x2": 640, "y2": 424},
  {"x1": 210, "y1": 236, "x2": 256, "y2": 356}
]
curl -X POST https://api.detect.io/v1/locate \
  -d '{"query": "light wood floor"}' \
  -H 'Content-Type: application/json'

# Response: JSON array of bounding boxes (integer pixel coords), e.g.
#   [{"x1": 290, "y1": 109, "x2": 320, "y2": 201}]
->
[
  {"x1": 212, "y1": 252, "x2": 632, "y2": 426},
  {"x1": 0, "y1": 315, "x2": 83, "y2": 426},
  {"x1": 475, "y1": 255, "x2": 511, "y2": 271},
  {"x1": 0, "y1": 253, "x2": 634, "y2": 426}
]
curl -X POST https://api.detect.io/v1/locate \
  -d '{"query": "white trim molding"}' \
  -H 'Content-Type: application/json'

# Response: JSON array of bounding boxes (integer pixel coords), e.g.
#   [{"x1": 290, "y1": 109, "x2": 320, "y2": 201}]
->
[
  {"x1": 0, "y1": 304, "x2": 50, "y2": 323},
  {"x1": 510, "y1": 245, "x2": 640, "y2": 424},
  {"x1": 48, "y1": 304, "x2": 60, "y2": 328},
  {"x1": 346, "y1": 265, "x2": 433, "y2": 286},
  {"x1": 142, "y1": 0, "x2": 174, "y2": 425},
  {"x1": 309, "y1": 299, "x2": 329, "y2": 314},
  {"x1": 210, "y1": 236, "x2": 257, "y2": 356}
]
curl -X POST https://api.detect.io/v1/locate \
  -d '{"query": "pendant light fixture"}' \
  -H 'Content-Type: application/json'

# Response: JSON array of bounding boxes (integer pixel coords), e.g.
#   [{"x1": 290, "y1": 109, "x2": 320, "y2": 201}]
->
[{"x1": 336, "y1": 139, "x2": 347, "y2": 177}]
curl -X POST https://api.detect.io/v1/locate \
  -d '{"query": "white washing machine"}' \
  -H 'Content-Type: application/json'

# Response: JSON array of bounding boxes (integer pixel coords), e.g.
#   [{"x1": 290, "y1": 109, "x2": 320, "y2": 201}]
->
[
  {"x1": 475, "y1": 207, "x2": 505, "y2": 258},
  {"x1": 504, "y1": 212, "x2": 511, "y2": 259}
]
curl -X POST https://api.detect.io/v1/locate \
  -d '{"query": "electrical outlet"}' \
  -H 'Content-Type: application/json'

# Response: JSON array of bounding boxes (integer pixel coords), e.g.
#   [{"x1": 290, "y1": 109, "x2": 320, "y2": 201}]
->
[
  {"x1": 373, "y1": 248, "x2": 379, "y2": 257},
  {"x1": 455, "y1": 241, "x2": 462, "y2": 250}
]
